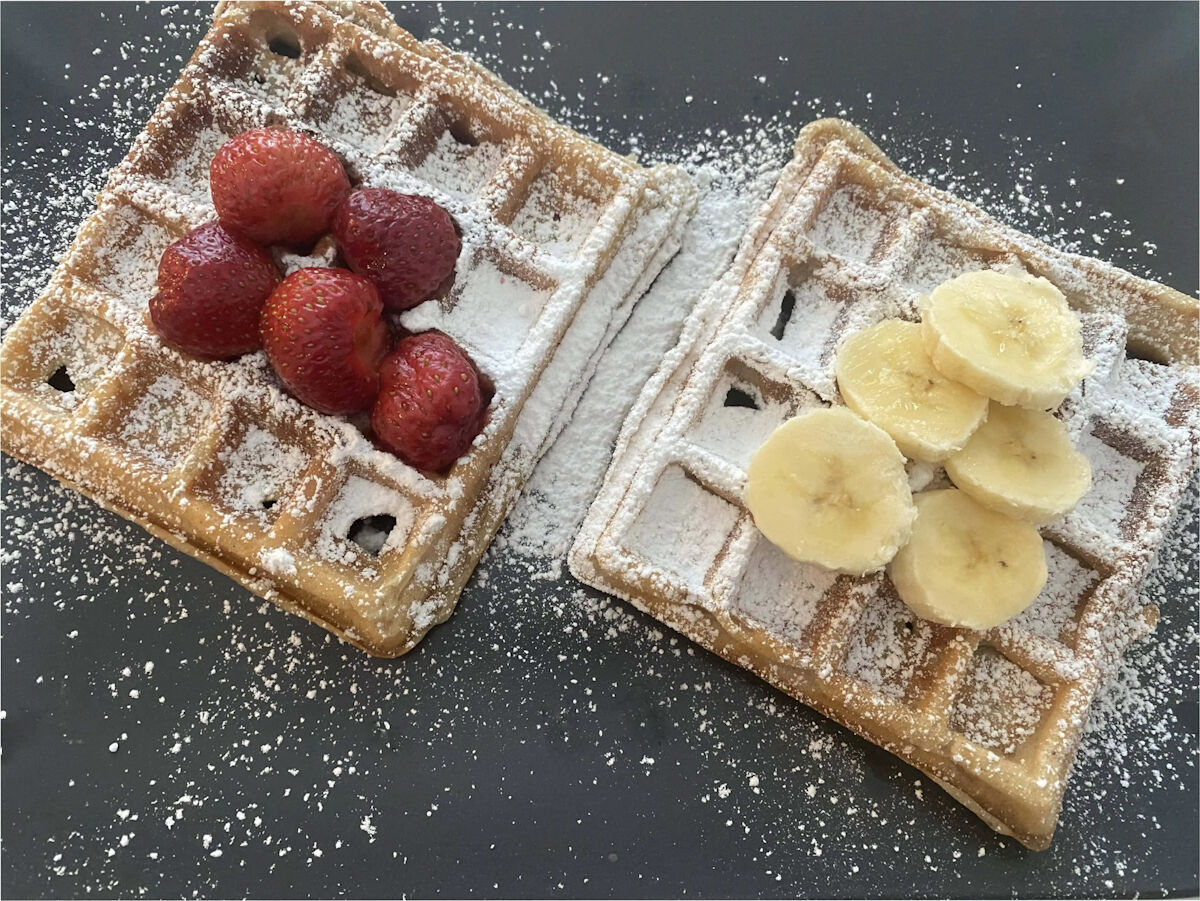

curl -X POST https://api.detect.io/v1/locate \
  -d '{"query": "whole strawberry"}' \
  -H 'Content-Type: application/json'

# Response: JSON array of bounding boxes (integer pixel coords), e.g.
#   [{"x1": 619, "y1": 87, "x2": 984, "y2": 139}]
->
[
  {"x1": 211, "y1": 128, "x2": 350, "y2": 249},
  {"x1": 260, "y1": 268, "x2": 390, "y2": 415},
  {"x1": 149, "y1": 221, "x2": 280, "y2": 359},
  {"x1": 332, "y1": 188, "x2": 460, "y2": 310},
  {"x1": 371, "y1": 331, "x2": 490, "y2": 472}
]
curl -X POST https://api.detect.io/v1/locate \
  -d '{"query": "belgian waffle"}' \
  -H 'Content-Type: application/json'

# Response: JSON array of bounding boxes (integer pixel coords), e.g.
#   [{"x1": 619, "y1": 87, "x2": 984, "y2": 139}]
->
[
  {"x1": 0, "y1": 1, "x2": 695, "y2": 657},
  {"x1": 570, "y1": 119, "x2": 1199, "y2": 849}
]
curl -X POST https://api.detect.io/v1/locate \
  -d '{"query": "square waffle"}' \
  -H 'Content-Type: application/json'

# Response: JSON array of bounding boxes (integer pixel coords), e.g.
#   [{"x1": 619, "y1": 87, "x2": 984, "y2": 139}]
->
[
  {"x1": 0, "y1": 1, "x2": 695, "y2": 657},
  {"x1": 570, "y1": 119, "x2": 1198, "y2": 849}
]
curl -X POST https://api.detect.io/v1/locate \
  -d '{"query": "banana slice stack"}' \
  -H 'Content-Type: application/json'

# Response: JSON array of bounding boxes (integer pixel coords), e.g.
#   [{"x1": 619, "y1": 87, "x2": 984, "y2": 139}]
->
[{"x1": 746, "y1": 269, "x2": 1094, "y2": 631}]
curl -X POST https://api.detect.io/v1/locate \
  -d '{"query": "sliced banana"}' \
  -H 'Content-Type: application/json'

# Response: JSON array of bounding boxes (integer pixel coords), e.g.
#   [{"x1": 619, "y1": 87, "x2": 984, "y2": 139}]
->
[
  {"x1": 888, "y1": 488, "x2": 1048, "y2": 630},
  {"x1": 836, "y1": 319, "x2": 989, "y2": 462},
  {"x1": 745, "y1": 407, "x2": 916, "y2": 576},
  {"x1": 944, "y1": 402, "x2": 1091, "y2": 524},
  {"x1": 921, "y1": 270, "x2": 1094, "y2": 410}
]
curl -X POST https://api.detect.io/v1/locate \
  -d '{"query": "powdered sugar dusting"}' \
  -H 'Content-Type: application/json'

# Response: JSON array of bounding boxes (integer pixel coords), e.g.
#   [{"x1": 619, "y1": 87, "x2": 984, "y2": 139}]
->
[
  {"x1": 0, "y1": 3, "x2": 1194, "y2": 897},
  {"x1": 624, "y1": 466, "x2": 739, "y2": 596},
  {"x1": 314, "y1": 475, "x2": 415, "y2": 565},
  {"x1": 117, "y1": 374, "x2": 209, "y2": 468},
  {"x1": 409, "y1": 130, "x2": 504, "y2": 203},
  {"x1": 215, "y1": 426, "x2": 307, "y2": 519}
]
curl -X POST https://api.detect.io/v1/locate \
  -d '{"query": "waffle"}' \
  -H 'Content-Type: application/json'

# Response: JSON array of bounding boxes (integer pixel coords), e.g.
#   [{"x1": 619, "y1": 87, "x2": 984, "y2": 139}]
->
[
  {"x1": 0, "y1": 1, "x2": 695, "y2": 657},
  {"x1": 571, "y1": 118, "x2": 1199, "y2": 849}
]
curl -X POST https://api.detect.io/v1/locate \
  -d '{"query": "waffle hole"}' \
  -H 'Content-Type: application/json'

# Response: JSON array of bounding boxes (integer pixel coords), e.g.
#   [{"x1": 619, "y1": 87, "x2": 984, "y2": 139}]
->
[
  {"x1": 768, "y1": 290, "x2": 795, "y2": 341},
  {"x1": 47, "y1": 366, "x2": 76, "y2": 394},
  {"x1": 267, "y1": 34, "x2": 302, "y2": 59},
  {"x1": 347, "y1": 514, "x2": 397, "y2": 556},
  {"x1": 723, "y1": 385, "x2": 760, "y2": 410},
  {"x1": 260, "y1": 498, "x2": 277, "y2": 512},
  {"x1": 448, "y1": 121, "x2": 480, "y2": 147}
]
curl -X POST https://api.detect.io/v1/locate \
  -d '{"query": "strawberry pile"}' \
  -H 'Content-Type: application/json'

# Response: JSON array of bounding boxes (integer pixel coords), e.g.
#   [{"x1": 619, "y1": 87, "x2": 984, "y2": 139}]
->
[{"x1": 148, "y1": 127, "x2": 484, "y2": 473}]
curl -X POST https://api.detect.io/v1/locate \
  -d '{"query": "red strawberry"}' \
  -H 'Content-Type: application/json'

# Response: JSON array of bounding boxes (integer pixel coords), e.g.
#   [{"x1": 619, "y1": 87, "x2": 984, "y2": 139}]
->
[
  {"x1": 331, "y1": 188, "x2": 460, "y2": 310},
  {"x1": 211, "y1": 128, "x2": 350, "y2": 248},
  {"x1": 149, "y1": 221, "x2": 280, "y2": 359},
  {"x1": 260, "y1": 268, "x2": 390, "y2": 415},
  {"x1": 371, "y1": 331, "x2": 490, "y2": 472}
]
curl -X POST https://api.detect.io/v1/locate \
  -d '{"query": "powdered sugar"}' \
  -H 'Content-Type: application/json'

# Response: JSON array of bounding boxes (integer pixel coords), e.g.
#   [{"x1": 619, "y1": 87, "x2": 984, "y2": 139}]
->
[
  {"x1": 731, "y1": 537, "x2": 835, "y2": 646},
  {"x1": 1066, "y1": 427, "x2": 1145, "y2": 542},
  {"x1": 409, "y1": 130, "x2": 505, "y2": 204},
  {"x1": 0, "y1": 2, "x2": 1194, "y2": 896},
  {"x1": 1008, "y1": 542, "x2": 1097, "y2": 643},
  {"x1": 624, "y1": 466, "x2": 740, "y2": 596},
  {"x1": 400, "y1": 256, "x2": 551, "y2": 372},
  {"x1": 215, "y1": 426, "x2": 307, "y2": 520},
  {"x1": 509, "y1": 167, "x2": 604, "y2": 258},
  {"x1": 117, "y1": 374, "x2": 210, "y2": 468},
  {"x1": 808, "y1": 183, "x2": 897, "y2": 264},
  {"x1": 314, "y1": 475, "x2": 415, "y2": 565},
  {"x1": 318, "y1": 73, "x2": 413, "y2": 153},
  {"x1": 950, "y1": 645, "x2": 1052, "y2": 755},
  {"x1": 501, "y1": 160, "x2": 779, "y2": 563}
]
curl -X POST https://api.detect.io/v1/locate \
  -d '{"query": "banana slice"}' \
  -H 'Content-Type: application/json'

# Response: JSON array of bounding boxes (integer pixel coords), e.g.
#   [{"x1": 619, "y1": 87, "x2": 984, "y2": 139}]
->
[
  {"x1": 888, "y1": 488, "x2": 1048, "y2": 630},
  {"x1": 745, "y1": 407, "x2": 916, "y2": 575},
  {"x1": 836, "y1": 319, "x2": 989, "y2": 462},
  {"x1": 921, "y1": 270, "x2": 1094, "y2": 409},
  {"x1": 944, "y1": 402, "x2": 1092, "y2": 524}
]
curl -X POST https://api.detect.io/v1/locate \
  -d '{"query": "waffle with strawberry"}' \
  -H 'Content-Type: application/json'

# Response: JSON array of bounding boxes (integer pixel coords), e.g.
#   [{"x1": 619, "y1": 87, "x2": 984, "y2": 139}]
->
[{"x1": 0, "y1": 0, "x2": 695, "y2": 656}]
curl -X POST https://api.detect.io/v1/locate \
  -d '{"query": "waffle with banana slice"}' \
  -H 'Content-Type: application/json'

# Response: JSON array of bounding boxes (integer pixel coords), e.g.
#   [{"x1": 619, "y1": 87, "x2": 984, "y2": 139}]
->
[{"x1": 570, "y1": 118, "x2": 1198, "y2": 849}]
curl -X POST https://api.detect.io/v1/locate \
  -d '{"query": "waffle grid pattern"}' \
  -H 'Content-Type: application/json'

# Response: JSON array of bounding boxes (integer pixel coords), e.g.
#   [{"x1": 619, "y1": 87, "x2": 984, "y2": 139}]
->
[
  {"x1": 0, "y1": 1, "x2": 694, "y2": 656},
  {"x1": 571, "y1": 119, "x2": 1198, "y2": 849}
]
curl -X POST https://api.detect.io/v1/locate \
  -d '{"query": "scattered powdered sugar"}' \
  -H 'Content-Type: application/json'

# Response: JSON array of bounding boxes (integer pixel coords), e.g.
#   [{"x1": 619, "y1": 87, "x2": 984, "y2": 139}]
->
[
  {"x1": 258, "y1": 546, "x2": 296, "y2": 577},
  {"x1": 808, "y1": 184, "x2": 894, "y2": 264},
  {"x1": 93, "y1": 207, "x2": 174, "y2": 307},
  {"x1": 0, "y1": 3, "x2": 1194, "y2": 897},
  {"x1": 215, "y1": 427, "x2": 307, "y2": 519},
  {"x1": 840, "y1": 592, "x2": 931, "y2": 700},
  {"x1": 117, "y1": 374, "x2": 210, "y2": 468},
  {"x1": 730, "y1": 537, "x2": 835, "y2": 646},
  {"x1": 319, "y1": 74, "x2": 414, "y2": 153},
  {"x1": 623, "y1": 466, "x2": 740, "y2": 596},
  {"x1": 314, "y1": 475, "x2": 415, "y2": 564},
  {"x1": 1008, "y1": 542, "x2": 1098, "y2": 642},
  {"x1": 409, "y1": 130, "x2": 505, "y2": 203},
  {"x1": 754, "y1": 277, "x2": 843, "y2": 399},
  {"x1": 500, "y1": 159, "x2": 780, "y2": 566},
  {"x1": 950, "y1": 646, "x2": 1052, "y2": 755},
  {"x1": 509, "y1": 167, "x2": 604, "y2": 258},
  {"x1": 1066, "y1": 427, "x2": 1145, "y2": 540},
  {"x1": 401, "y1": 257, "x2": 551, "y2": 371}
]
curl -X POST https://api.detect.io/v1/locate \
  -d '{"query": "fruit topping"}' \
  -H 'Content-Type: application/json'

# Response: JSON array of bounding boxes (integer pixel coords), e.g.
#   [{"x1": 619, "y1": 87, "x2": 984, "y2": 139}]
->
[
  {"x1": 260, "y1": 267, "x2": 390, "y2": 415},
  {"x1": 211, "y1": 128, "x2": 350, "y2": 248},
  {"x1": 944, "y1": 402, "x2": 1092, "y2": 524},
  {"x1": 836, "y1": 318, "x2": 988, "y2": 462},
  {"x1": 371, "y1": 331, "x2": 490, "y2": 472},
  {"x1": 920, "y1": 269, "x2": 1094, "y2": 410},
  {"x1": 888, "y1": 488, "x2": 1048, "y2": 630},
  {"x1": 332, "y1": 188, "x2": 460, "y2": 310},
  {"x1": 745, "y1": 407, "x2": 916, "y2": 575},
  {"x1": 149, "y1": 221, "x2": 280, "y2": 359}
]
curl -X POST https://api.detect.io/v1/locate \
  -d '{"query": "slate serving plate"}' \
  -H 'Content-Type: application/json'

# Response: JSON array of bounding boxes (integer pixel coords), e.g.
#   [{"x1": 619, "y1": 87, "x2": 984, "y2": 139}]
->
[{"x1": 2, "y1": 3, "x2": 1196, "y2": 897}]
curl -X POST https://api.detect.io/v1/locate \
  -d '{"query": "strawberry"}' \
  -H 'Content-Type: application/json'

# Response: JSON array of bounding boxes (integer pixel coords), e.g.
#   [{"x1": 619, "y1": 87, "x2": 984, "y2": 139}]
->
[
  {"x1": 149, "y1": 221, "x2": 280, "y2": 359},
  {"x1": 331, "y1": 188, "x2": 460, "y2": 310},
  {"x1": 260, "y1": 268, "x2": 390, "y2": 415},
  {"x1": 371, "y1": 331, "x2": 491, "y2": 472},
  {"x1": 210, "y1": 128, "x2": 350, "y2": 249}
]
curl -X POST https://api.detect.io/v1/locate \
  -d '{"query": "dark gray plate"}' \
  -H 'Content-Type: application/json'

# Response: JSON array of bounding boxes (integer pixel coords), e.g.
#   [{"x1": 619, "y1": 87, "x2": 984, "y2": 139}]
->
[{"x1": 2, "y1": 3, "x2": 1196, "y2": 897}]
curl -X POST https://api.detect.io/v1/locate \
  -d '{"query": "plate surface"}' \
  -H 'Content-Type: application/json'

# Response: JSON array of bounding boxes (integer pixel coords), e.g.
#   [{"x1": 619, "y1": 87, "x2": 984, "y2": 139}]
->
[{"x1": 2, "y1": 3, "x2": 1196, "y2": 897}]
